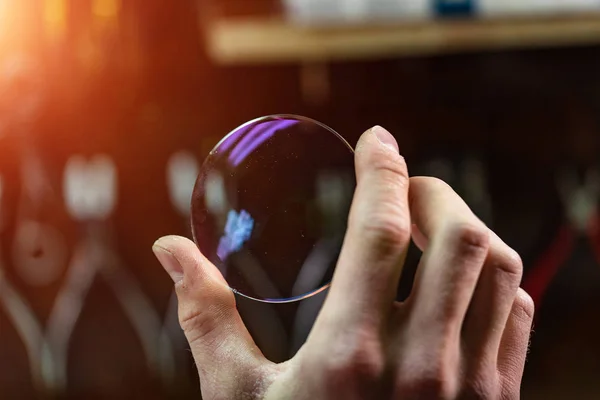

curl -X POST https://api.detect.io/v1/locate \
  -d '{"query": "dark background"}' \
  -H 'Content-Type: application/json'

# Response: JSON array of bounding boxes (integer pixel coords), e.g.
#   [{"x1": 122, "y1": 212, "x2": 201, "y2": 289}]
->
[{"x1": 1, "y1": 0, "x2": 600, "y2": 398}]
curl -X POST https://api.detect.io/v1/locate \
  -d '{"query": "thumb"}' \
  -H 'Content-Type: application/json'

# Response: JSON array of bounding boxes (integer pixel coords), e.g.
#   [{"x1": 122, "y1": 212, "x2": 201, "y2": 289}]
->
[{"x1": 153, "y1": 235, "x2": 269, "y2": 394}]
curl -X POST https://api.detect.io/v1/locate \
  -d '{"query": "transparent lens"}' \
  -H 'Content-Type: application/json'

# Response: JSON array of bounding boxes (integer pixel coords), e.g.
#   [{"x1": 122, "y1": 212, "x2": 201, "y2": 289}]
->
[{"x1": 191, "y1": 115, "x2": 355, "y2": 303}]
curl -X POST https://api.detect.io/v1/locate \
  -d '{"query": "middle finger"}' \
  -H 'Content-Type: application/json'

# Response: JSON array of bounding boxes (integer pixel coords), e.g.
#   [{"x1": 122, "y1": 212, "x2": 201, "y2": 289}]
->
[{"x1": 405, "y1": 177, "x2": 490, "y2": 342}]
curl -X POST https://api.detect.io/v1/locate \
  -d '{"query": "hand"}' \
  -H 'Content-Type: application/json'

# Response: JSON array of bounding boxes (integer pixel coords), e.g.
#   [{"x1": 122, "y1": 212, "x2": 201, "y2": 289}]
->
[{"x1": 153, "y1": 126, "x2": 534, "y2": 400}]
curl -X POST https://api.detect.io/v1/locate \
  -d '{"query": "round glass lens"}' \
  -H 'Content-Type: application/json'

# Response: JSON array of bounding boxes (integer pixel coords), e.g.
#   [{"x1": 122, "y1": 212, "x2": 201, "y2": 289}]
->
[{"x1": 191, "y1": 115, "x2": 356, "y2": 303}]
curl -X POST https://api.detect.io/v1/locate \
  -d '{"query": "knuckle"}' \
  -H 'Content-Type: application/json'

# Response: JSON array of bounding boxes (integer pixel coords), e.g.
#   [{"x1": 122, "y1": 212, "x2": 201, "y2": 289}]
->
[
  {"x1": 325, "y1": 333, "x2": 386, "y2": 384},
  {"x1": 367, "y1": 149, "x2": 409, "y2": 182},
  {"x1": 175, "y1": 281, "x2": 236, "y2": 346},
  {"x1": 398, "y1": 344, "x2": 460, "y2": 400},
  {"x1": 360, "y1": 213, "x2": 411, "y2": 256},
  {"x1": 515, "y1": 289, "x2": 535, "y2": 321},
  {"x1": 352, "y1": 147, "x2": 410, "y2": 259},
  {"x1": 494, "y1": 247, "x2": 524, "y2": 285},
  {"x1": 177, "y1": 287, "x2": 233, "y2": 347},
  {"x1": 503, "y1": 248, "x2": 523, "y2": 276},
  {"x1": 346, "y1": 351, "x2": 385, "y2": 384},
  {"x1": 179, "y1": 305, "x2": 221, "y2": 345},
  {"x1": 399, "y1": 369, "x2": 458, "y2": 400},
  {"x1": 448, "y1": 222, "x2": 490, "y2": 258}
]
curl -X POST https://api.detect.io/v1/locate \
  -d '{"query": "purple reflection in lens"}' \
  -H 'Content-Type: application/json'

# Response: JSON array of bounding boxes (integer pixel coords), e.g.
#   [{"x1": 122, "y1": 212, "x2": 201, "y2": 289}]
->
[
  {"x1": 218, "y1": 124, "x2": 251, "y2": 153},
  {"x1": 191, "y1": 115, "x2": 356, "y2": 304},
  {"x1": 232, "y1": 119, "x2": 299, "y2": 167},
  {"x1": 228, "y1": 124, "x2": 269, "y2": 164}
]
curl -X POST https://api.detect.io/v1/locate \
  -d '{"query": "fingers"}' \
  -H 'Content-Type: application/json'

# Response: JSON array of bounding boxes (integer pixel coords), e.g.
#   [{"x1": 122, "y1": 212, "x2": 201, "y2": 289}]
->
[
  {"x1": 317, "y1": 126, "x2": 411, "y2": 332},
  {"x1": 406, "y1": 177, "x2": 530, "y2": 398},
  {"x1": 411, "y1": 223, "x2": 429, "y2": 251},
  {"x1": 407, "y1": 177, "x2": 489, "y2": 340},
  {"x1": 153, "y1": 236, "x2": 269, "y2": 391},
  {"x1": 498, "y1": 289, "x2": 534, "y2": 398},
  {"x1": 462, "y1": 232, "x2": 524, "y2": 370}
]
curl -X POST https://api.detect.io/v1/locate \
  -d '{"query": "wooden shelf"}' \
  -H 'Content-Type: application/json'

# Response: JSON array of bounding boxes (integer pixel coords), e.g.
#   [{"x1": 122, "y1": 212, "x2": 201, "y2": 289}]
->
[{"x1": 203, "y1": 13, "x2": 600, "y2": 65}]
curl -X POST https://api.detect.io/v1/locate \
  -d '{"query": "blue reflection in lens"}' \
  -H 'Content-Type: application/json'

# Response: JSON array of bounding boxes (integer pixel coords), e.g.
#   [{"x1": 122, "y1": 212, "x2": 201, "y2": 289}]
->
[{"x1": 217, "y1": 209, "x2": 255, "y2": 260}]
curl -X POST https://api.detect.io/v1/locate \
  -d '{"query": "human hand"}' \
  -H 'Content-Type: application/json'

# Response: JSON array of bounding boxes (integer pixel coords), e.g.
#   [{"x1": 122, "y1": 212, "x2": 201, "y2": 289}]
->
[{"x1": 153, "y1": 126, "x2": 534, "y2": 400}]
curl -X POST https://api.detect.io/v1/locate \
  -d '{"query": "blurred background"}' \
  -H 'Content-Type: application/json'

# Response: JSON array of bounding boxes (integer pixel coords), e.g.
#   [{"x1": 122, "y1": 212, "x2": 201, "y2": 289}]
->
[{"x1": 1, "y1": 0, "x2": 600, "y2": 398}]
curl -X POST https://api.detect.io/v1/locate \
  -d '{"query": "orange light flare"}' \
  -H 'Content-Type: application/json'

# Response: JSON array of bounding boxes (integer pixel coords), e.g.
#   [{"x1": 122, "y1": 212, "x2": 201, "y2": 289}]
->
[
  {"x1": 92, "y1": 0, "x2": 121, "y2": 20},
  {"x1": 76, "y1": 0, "x2": 122, "y2": 73},
  {"x1": 0, "y1": 1, "x2": 46, "y2": 139},
  {"x1": 0, "y1": 0, "x2": 41, "y2": 56},
  {"x1": 43, "y1": 0, "x2": 68, "y2": 43}
]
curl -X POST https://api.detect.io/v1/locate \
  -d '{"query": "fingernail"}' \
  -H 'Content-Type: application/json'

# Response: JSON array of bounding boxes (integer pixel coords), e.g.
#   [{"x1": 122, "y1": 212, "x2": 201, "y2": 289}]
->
[
  {"x1": 153, "y1": 244, "x2": 184, "y2": 284},
  {"x1": 372, "y1": 125, "x2": 399, "y2": 153}
]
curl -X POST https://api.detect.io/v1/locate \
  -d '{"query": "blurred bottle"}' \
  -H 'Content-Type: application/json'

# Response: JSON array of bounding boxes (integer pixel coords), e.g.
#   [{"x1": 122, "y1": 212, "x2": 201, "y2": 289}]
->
[
  {"x1": 477, "y1": 0, "x2": 600, "y2": 17},
  {"x1": 283, "y1": 0, "x2": 600, "y2": 23},
  {"x1": 282, "y1": 0, "x2": 431, "y2": 25},
  {"x1": 435, "y1": 0, "x2": 474, "y2": 17}
]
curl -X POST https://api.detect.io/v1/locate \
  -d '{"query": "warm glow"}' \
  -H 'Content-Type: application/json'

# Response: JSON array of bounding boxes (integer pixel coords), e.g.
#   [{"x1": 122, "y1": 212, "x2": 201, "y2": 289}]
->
[
  {"x1": 43, "y1": 0, "x2": 67, "y2": 40},
  {"x1": 92, "y1": 0, "x2": 121, "y2": 19},
  {"x1": 0, "y1": 1, "x2": 9, "y2": 42},
  {"x1": 0, "y1": 1, "x2": 37, "y2": 53}
]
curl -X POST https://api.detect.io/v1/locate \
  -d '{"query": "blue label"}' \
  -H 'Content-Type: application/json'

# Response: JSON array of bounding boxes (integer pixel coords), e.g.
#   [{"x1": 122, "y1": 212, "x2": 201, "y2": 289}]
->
[{"x1": 435, "y1": 0, "x2": 474, "y2": 17}]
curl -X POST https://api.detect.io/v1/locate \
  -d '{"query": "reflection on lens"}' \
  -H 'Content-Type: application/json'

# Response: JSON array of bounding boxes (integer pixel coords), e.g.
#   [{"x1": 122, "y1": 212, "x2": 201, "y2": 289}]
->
[{"x1": 191, "y1": 115, "x2": 355, "y2": 303}]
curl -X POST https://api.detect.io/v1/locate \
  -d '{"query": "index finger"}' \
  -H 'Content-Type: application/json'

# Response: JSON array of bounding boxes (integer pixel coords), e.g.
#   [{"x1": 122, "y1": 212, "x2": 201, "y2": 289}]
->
[{"x1": 314, "y1": 126, "x2": 411, "y2": 334}]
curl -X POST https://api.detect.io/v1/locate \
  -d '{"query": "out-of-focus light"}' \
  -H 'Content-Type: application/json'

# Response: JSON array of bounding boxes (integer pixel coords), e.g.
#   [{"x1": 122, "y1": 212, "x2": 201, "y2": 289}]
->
[
  {"x1": 43, "y1": 0, "x2": 67, "y2": 40},
  {"x1": 0, "y1": 1, "x2": 36, "y2": 52},
  {"x1": 63, "y1": 154, "x2": 118, "y2": 221},
  {"x1": 0, "y1": 1, "x2": 9, "y2": 36},
  {"x1": 92, "y1": 0, "x2": 120, "y2": 19},
  {"x1": 167, "y1": 151, "x2": 200, "y2": 217},
  {"x1": 0, "y1": 174, "x2": 4, "y2": 232}
]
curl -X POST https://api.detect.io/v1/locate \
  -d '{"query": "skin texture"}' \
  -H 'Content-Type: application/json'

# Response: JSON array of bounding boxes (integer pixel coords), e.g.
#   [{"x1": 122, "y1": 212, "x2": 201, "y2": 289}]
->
[{"x1": 153, "y1": 126, "x2": 534, "y2": 400}]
